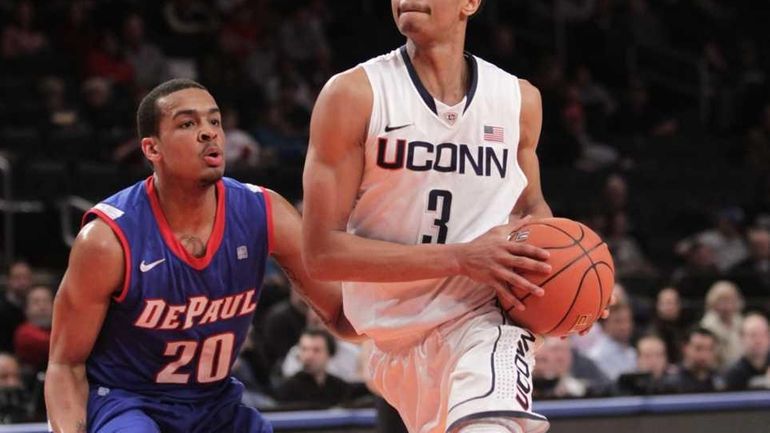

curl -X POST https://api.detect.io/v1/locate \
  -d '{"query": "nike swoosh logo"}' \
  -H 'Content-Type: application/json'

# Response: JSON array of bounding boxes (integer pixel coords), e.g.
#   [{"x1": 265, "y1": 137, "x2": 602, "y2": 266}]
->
[
  {"x1": 385, "y1": 123, "x2": 413, "y2": 132},
  {"x1": 139, "y1": 258, "x2": 166, "y2": 273}
]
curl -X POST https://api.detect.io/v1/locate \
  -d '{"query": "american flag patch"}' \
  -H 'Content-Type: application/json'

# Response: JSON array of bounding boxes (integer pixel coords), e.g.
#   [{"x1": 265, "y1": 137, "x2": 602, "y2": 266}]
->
[{"x1": 484, "y1": 125, "x2": 504, "y2": 142}]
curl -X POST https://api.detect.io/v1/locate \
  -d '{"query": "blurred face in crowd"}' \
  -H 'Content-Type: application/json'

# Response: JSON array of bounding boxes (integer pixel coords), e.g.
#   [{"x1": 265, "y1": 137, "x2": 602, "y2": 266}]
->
[
  {"x1": 535, "y1": 338, "x2": 572, "y2": 380},
  {"x1": 8, "y1": 262, "x2": 32, "y2": 300},
  {"x1": 708, "y1": 282, "x2": 742, "y2": 321},
  {"x1": 143, "y1": 88, "x2": 225, "y2": 187},
  {"x1": 603, "y1": 304, "x2": 633, "y2": 345},
  {"x1": 637, "y1": 336, "x2": 668, "y2": 379},
  {"x1": 391, "y1": 0, "x2": 481, "y2": 44},
  {"x1": 0, "y1": 354, "x2": 21, "y2": 389},
  {"x1": 741, "y1": 315, "x2": 770, "y2": 361},
  {"x1": 748, "y1": 229, "x2": 770, "y2": 260},
  {"x1": 684, "y1": 333, "x2": 717, "y2": 373},
  {"x1": 656, "y1": 288, "x2": 681, "y2": 322},
  {"x1": 298, "y1": 334, "x2": 330, "y2": 377},
  {"x1": 689, "y1": 243, "x2": 716, "y2": 269},
  {"x1": 25, "y1": 286, "x2": 53, "y2": 329}
]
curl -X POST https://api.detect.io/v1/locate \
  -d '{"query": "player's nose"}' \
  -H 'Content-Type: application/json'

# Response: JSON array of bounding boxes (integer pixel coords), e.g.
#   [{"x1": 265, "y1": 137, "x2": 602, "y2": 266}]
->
[{"x1": 198, "y1": 126, "x2": 218, "y2": 142}]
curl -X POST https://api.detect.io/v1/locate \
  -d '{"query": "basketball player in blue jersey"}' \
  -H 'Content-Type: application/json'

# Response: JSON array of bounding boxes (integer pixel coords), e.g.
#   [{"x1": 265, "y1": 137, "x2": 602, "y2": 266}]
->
[
  {"x1": 45, "y1": 79, "x2": 356, "y2": 433},
  {"x1": 303, "y1": 1, "x2": 611, "y2": 433}
]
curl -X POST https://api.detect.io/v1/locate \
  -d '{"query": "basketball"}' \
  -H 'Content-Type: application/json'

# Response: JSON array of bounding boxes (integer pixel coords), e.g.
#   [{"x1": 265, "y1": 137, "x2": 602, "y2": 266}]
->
[{"x1": 500, "y1": 218, "x2": 615, "y2": 337}]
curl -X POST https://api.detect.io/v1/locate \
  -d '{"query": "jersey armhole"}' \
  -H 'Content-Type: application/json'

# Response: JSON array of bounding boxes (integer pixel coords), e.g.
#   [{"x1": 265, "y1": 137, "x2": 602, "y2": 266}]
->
[
  {"x1": 83, "y1": 209, "x2": 132, "y2": 303},
  {"x1": 359, "y1": 64, "x2": 380, "y2": 141},
  {"x1": 262, "y1": 189, "x2": 275, "y2": 255}
]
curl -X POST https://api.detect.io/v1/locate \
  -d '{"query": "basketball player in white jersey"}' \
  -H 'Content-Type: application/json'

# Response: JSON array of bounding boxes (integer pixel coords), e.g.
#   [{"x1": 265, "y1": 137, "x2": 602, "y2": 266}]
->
[{"x1": 303, "y1": 1, "x2": 583, "y2": 433}]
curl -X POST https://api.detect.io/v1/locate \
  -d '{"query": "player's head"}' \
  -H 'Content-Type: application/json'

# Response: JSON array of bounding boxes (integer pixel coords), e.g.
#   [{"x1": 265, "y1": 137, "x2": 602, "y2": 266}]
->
[
  {"x1": 391, "y1": 0, "x2": 482, "y2": 44},
  {"x1": 636, "y1": 334, "x2": 668, "y2": 378},
  {"x1": 740, "y1": 313, "x2": 770, "y2": 360},
  {"x1": 137, "y1": 79, "x2": 225, "y2": 187},
  {"x1": 298, "y1": 328, "x2": 336, "y2": 376},
  {"x1": 683, "y1": 327, "x2": 717, "y2": 373}
]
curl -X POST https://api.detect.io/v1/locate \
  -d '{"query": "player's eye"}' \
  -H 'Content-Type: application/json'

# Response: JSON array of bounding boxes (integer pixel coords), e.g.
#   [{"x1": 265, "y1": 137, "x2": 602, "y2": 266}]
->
[
  {"x1": 180, "y1": 120, "x2": 195, "y2": 129},
  {"x1": 210, "y1": 119, "x2": 221, "y2": 126}
]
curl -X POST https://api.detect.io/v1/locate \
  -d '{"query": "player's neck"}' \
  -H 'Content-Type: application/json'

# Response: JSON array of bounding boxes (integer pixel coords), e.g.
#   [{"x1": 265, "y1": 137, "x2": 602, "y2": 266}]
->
[
  {"x1": 152, "y1": 174, "x2": 217, "y2": 234},
  {"x1": 405, "y1": 38, "x2": 469, "y2": 106}
]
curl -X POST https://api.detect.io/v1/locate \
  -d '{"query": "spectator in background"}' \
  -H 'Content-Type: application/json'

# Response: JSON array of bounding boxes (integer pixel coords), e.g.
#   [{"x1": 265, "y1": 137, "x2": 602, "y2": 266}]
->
[
  {"x1": 278, "y1": 3, "x2": 331, "y2": 76},
  {"x1": 671, "y1": 241, "x2": 721, "y2": 298},
  {"x1": 647, "y1": 287, "x2": 689, "y2": 364},
  {"x1": 534, "y1": 338, "x2": 588, "y2": 399},
  {"x1": 161, "y1": 0, "x2": 218, "y2": 58},
  {"x1": 282, "y1": 310, "x2": 362, "y2": 384},
  {"x1": 223, "y1": 107, "x2": 262, "y2": 169},
  {"x1": 588, "y1": 302, "x2": 637, "y2": 381},
  {"x1": 606, "y1": 211, "x2": 657, "y2": 278},
  {"x1": 80, "y1": 78, "x2": 126, "y2": 133},
  {"x1": 744, "y1": 104, "x2": 770, "y2": 175},
  {"x1": 724, "y1": 313, "x2": 770, "y2": 390},
  {"x1": 667, "y1": 327, "x2": 723, "y2": 393},
  {"x1": 231, "y1": 325, "x2": 275, "y2": 408},
  {"x1": 0, "y1": 353, "x2": 28, "y2": 424},
  {"x1": 676, "y1": 207, "x2": 748, "y2": 273},
  {"x1": 731, "y1": 227, "x2": 770, "y2": 298},
  {"x1": 619, "y1": 334, "x2": 674, "y2": 395},
  {"x1": 262, "y1": 289, "x2": 308, "y2": 371},
  {"x1": 0, "y1": 261, "x2": 33, "y2": 353},
  {"x1": 13, "y1": 286, "x2": 53, "y2": 372},
  {"x1": 123, "y1": 12, "x2": 169, "y2": 91},
  {"x1": 611, "y1": 77, "x2": 678, "y2": 137},
  {"x1": 84, "y1": 31, "x2": 134, "y2": 85},
  {"x1": 275, "y1": 329, "x2": 366, "y2": 407},
  {"x1": 1, "y1": 0, "x2": 48, "y2": 60},
  {"x1": 53, "y1": 0, "x2": 95, "y2": 73},
  {"x1": 700, "y1": 281, "x2": 745, "y2": 368},
  {"x1": 39, "y1": 76, "x2": 80, "y2": 131}
]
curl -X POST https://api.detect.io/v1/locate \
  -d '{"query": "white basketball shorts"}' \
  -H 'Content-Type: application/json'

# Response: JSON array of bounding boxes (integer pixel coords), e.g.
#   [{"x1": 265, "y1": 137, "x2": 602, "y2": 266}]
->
[{"x1": 366, "y1": 301, "x2": 550, "y2": 433}]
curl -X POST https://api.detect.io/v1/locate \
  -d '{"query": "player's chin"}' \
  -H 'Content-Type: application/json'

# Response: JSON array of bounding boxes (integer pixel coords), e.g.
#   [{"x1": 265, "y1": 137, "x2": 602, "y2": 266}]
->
[{"x1": 199, "y1": 167, "x2": 224, "y2": 186}]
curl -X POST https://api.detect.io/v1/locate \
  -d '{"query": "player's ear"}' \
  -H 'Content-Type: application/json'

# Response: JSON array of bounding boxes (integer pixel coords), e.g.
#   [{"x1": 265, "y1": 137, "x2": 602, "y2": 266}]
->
[
  {"x1": 462, "y1": 0, "x2": 482, "y2": 17},
  {"x1": 141, "y1": 137, "x2": 161, "y2": 163}
]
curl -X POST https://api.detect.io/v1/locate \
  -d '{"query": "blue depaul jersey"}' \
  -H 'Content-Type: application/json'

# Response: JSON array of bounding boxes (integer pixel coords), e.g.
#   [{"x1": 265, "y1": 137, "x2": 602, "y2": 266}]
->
[{"x1": 83, "y1": 176, "x2": 273, "y2": 401}]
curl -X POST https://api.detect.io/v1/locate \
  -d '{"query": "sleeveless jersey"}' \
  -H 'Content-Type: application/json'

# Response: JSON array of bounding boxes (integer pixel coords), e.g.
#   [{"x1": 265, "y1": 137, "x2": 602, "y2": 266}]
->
[
  {"x1": 343, "y1": 47, "x2": 527, "y2": 343},
  {"x1": 83, "y1": 176, "x2": 273, "y2": 401}
]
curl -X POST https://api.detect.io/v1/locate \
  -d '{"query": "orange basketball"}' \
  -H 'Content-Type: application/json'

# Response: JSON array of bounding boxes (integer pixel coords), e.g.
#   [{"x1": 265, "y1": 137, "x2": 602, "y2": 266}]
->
[{"x1": 500, "y1": 217, "x2": 615, "y2": 337}]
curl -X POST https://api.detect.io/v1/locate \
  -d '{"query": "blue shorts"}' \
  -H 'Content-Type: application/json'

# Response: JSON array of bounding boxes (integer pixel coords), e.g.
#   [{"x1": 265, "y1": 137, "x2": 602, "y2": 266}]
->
[{"x1": 86, "y1": 380, "x2": 272, "y2": 433}]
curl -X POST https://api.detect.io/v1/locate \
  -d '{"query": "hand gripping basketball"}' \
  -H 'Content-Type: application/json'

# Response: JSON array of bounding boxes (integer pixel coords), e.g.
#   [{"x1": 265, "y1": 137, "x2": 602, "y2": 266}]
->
[{"x1": 498, "y1": 217, "x2": 616, "y2": 337}]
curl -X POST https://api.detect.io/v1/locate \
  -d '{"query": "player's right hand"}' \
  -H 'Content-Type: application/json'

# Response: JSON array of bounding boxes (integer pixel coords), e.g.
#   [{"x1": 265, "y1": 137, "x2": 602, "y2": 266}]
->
[{"x1": 456, "y1": 216, "x2": 552, "y2": 310}]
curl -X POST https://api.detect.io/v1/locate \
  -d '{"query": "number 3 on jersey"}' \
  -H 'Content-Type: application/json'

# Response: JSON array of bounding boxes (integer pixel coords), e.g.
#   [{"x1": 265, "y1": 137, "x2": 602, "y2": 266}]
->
[{"x1": 421, "y1": 189, "x2": 452, "y2": 244}]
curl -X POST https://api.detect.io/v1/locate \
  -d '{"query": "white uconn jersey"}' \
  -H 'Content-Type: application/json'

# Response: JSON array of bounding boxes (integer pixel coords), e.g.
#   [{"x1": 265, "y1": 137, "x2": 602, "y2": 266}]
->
[{"x1": 344, "y1": 47, "x2": 527, "y2": 343}]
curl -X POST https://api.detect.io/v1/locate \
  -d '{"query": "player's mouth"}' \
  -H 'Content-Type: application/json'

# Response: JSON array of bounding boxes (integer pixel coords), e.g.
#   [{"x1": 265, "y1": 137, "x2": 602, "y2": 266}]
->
[
  {"x1": 399, "y1": 2, "x2": 430, "y2": 16},
  {"x1": 202, "y1": 146, "x2": 223, "y2": 167}
]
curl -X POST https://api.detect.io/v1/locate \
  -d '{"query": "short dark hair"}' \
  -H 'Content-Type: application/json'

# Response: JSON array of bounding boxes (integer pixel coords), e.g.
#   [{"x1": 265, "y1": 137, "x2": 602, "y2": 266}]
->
[
  {"x1": 136, "y1": 78, "x2": 208, "y2": 139},
  {"x1": 301, "y1": 328, "x2": 337, "y2": 357},
  {"x1": 687, "y1": 326, "x2": 716, "y2": 343}
]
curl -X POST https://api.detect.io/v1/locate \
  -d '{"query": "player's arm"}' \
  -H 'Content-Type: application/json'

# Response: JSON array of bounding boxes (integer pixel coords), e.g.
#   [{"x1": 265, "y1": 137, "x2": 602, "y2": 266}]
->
[
  {"x1": 512, "y1": 79, "x2": 553, "y2": 220},
  {"x1": 302, "y1": 69, "x2": 550, "y2": 297},
  {"x1": 46, "y1": 220, "x2": 123, "y2": 433},
  {"x1": 268, "y1": 190, "x2": 363, "y2": 341}
]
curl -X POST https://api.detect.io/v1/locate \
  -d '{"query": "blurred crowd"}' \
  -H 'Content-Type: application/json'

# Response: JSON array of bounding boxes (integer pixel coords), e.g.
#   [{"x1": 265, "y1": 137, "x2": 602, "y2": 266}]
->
[{"x1": 1, "y1": 0, "x2": 770, "y2": 427}]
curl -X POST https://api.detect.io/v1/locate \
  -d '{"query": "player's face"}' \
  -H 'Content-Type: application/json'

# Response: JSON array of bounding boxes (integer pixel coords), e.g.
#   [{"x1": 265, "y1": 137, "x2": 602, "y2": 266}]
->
[
  {"x1": 391, "y1": 0, "x2": 480, "y2": 42},
  {"x1": 147, "y1": 88, "x2": 226, "y2": 187}
]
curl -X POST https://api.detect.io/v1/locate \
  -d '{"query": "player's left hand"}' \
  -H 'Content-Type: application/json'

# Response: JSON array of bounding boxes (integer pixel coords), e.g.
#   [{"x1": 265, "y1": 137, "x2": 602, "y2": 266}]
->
[{"x1": 576, "y1": 292, "x2": 618, "y2": 336}]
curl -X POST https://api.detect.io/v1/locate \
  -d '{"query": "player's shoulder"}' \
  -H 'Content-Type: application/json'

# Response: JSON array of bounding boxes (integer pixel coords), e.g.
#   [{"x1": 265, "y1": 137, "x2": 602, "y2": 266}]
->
[
  {"x1": 75, "y1": 218, "x2": 124, "y2": 261},
  {"x1": 319, "y1": 65, "x2": 372, "y2": 107},
  {"x1": 518, "y1": 78, "x2": 541, "y2": 105}
]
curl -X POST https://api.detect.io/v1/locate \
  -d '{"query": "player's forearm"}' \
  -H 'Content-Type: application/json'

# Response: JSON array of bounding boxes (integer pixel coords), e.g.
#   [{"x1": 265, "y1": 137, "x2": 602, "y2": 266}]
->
[
  {"x1": 305, "y1": 230, "x2": 463, "y2": 282},
  {"x1": 45, "y1": 363, "x2": 89, "y2": 433}
]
